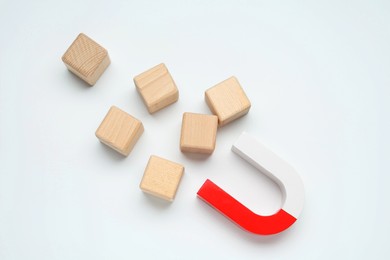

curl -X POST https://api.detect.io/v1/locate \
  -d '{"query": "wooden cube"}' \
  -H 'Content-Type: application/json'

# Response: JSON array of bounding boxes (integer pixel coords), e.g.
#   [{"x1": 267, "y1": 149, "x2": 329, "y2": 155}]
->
[
  {"x1": 95, "y1": 106, "x2": 143, "y2": 156},
  {"x1": 62, "y1": 33, "x2": 110, "y2": 85},
  {"x1": 133, "y1": 63, "x2": 179, "y2": 113},
  {"x1": 205, "y1": 76, "x2": 251, "y2": 126},
  {"x1": 180, "y1": 112, "x2": 218, "y2": 154},
  {"x1": 140, "y1": 155, "x2": 184, "y2": 201}
]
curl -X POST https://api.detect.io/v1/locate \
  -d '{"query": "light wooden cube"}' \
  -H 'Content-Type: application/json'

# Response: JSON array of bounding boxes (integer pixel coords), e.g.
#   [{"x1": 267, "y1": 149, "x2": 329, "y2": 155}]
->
[
  {"x1": 133, "y1": 63, "x2": 179, "y2": 114},
  {"x1": 140, "y1": 155, "x2": 184, "y2": 201},
  {"x1": 180, "y1": 112, "x2": 218, "y2": 154},
  {"x1": 62, "y1": 33, "x2": 110, "y2": 85},
  {"x1": 95, "y1": 106, "x2": 144, "y2": 156},
  {"x1": 205, "y1": 76, "x2": 251, "y2": 126}
]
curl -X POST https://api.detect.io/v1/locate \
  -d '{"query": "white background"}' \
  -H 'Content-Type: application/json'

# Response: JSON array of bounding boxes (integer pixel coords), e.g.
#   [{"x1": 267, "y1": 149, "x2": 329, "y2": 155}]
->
[{"x1": 1, "y1": 0, "x2": 389, "y2": 259}]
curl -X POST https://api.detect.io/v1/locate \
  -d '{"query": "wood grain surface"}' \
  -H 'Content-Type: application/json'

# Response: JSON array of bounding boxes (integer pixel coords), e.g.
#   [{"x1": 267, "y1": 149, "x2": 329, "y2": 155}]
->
[
  {"x1": 62, "y1": 33, "x2": 110, "y2": 85},
  {"x1": 134, "y1": 63, "x2": 179, "y2": 113},
  {"x1": 205, "y1": 76, "x2": 251, "y2": 126},
  {"x1": 140, "y1": 155, "x2": 184, "y2": 201},
  {"x1": 180, "y1": 112, "x2": 218, "y2": 154},
  {"x1": 95, "y1": 106, "x2": 144, "y2": 156}
]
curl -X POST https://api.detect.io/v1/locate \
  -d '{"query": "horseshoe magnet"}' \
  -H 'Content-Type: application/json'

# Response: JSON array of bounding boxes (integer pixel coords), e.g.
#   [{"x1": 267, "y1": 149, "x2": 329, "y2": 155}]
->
[{"x1": 197, "y1": 132, "x2": 304, "y2": 235}]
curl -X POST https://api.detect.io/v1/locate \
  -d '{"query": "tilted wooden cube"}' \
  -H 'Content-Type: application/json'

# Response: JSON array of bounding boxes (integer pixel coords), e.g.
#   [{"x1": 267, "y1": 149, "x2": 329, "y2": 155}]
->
[
  {"x1": 205, "y1": 76, "x2": 251, "y2": 126},
  {"x1": 140, "y1": 155, "x2": 184, "y2": 201},
  {"x1": 133, "y1": 63, "x2": 179, "y2": 114},
  {"x1": 95, "y1": 106, "x2": 144, "y2": 156},
  {"x1": 180, "y1": 112, "x2": 218, "y2": 154},
  {"x1": 62, "y1": 33, "x2": 110, "y2": 85}
]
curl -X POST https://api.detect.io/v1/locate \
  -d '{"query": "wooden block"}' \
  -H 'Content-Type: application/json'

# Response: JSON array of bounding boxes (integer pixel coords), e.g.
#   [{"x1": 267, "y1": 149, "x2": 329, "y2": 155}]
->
[
  {"x1": 205, "y1": 76, "x2": 251, "y2": 126},
  {"x1": 62, "y1": 33, "x2": 110, "y2": 85},
  {"x1": 180, "y1": 112, "x2": 218, "y2": 154},
  {"x1": 95, "y1": 106, "x2": 143, "y2": 156},
  {"x1": 140, "y1": 155, "x2": 184, "y2": 201},
  {"x1": 134, "y1": 63, "x2": 179, "y2": 113}
]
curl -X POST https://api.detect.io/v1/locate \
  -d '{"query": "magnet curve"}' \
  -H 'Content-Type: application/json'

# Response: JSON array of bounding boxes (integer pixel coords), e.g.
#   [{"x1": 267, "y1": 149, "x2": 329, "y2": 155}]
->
[{"x1": 197, "y1": 132, "x2": 304, "y2": 235}]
